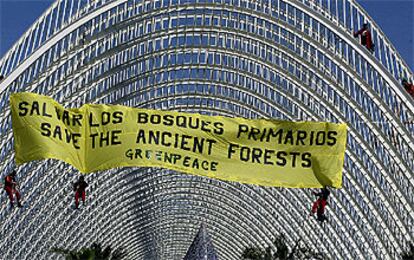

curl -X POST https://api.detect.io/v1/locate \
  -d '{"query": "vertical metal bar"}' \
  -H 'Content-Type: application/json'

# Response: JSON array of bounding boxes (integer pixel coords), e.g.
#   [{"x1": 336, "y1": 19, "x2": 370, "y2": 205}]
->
[
  {"x1": 68, "y1": 0, "x2": 74, "y2": 23},
  {"x1": 75, "y1": 0, "x2": 82, "y2": 19},
  {"x1": 32, "y1": 22, "x2": 42, "y2": 53},
  {"x1": 327, "y1": 0, "x2": 331, "y2": 18},
  {"x1": 38, "y1": 16, "x2": 48, "y2": 53},
  {"x1": 46, "y1": 7, "x2": 54, "y2": 39},
  {"x1": 98, "y1": 9, "x2": 104, "y2": 31},
  {"x1": 350, "y1": 2, "x2": 354, "y2": 31},
  {"x1": 17, "y1": 35, "x2": 28, "y2": 64},
  {"x1": 377, "y1": 37, "x2": 382, "y2": 64},
  {"x1": 344, "y1": 0, "x2": 348, "y2": 29},
  {"x1": 336, "y1": 0, "x2": 340, "y2": 25},
  {"x1": 384, "y1": 45, "x2": 391, "y2": 73},
  {"x1": 390, "y1": 53, "x2": 396, "y2": 79},
  {"x1": 61, "y1": 0, "x2": 68, "y2": 26},
  {"x1": 10, "y1": 45, "x2": 21, "y2": 72},
  {"x1": 54, "y1": 0, "x2": 62, "y2": 33}
]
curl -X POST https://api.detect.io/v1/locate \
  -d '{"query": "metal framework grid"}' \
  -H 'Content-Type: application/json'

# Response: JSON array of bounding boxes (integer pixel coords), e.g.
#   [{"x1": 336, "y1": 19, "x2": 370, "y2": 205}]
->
[{"x1": 0, "y1": 0, "x2": 413, "y2": 259}]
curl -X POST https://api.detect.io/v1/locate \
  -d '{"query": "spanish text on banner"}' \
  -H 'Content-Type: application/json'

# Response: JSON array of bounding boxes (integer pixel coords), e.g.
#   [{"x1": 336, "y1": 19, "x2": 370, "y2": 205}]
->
[{"x1": 11, "y1": 92, "x2": 347, "y2": 188}]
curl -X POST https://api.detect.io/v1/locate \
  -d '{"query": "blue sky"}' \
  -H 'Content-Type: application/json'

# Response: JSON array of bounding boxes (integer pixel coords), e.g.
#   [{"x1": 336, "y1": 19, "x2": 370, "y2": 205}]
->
[
  {"x1": 358, "y1": 0, "x2": 413, "y2": 70},
  {"x1": 0, "y1": 0, "x2": 413, "y2": 70}
]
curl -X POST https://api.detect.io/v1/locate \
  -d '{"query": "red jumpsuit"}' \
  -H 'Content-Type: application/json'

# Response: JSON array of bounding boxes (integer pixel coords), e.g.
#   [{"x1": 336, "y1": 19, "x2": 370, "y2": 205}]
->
[
  {"x1": 354, "y1": 28, "x2": 373, "y2": 51},
  {"x1": 74, "y1": 180, "x2": 88, "y2": 208},
  {"x1": 4, "y1": 175, "x2": 21, "y2": 206},
  {"x1": 403, "y1": 82, "x2": 414, "y2": 98},
  {"x1": 312, "y1": 198, "x2": 327, "y2": 215},
  {"x1": 311, "y1": 188, "x2": 330, "y2": 221}
]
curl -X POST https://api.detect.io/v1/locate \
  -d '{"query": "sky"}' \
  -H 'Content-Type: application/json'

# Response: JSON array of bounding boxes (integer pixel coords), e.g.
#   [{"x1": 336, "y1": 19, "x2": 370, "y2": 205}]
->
[
  {"x1": 358, "y1": 0, "x2": 414, "y2": 70},
  {"x1": 0, "y1": 0, "x2": 413, "y2": 70}
]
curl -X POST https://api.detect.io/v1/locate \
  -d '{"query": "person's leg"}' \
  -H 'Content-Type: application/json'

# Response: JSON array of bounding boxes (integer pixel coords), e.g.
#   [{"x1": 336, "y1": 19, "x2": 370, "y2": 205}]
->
[
  {"x1": 361, "y1": 35, "x2": 367, "y2": 46},
  {"x1": 319, "y1": 199, "x2": 327, "y2": 212},
  {"x1": 317, "y1": 200, "x2": 328, "y2": 222},
  {"x1": 81, "y1": 191, "x2": 86, "y2": 204},
  {"x1": 311, "y1": 199, "x2": 320, "y2": 214},
  {"x1": 366, "y1": 34, "x2": 373, "y2": 51},
  {"x1": 13, "y1": 189, "x2": 22, "y2": 207},
  {"x1": 5, "y1": 187, "x2": 14, "y2": 207},
  {"x1": 317, "y1": 213, "x2": 325, "y2": 222},
  {"x1": 75, "y1": 191, "x2": 80, "y2": 209}
]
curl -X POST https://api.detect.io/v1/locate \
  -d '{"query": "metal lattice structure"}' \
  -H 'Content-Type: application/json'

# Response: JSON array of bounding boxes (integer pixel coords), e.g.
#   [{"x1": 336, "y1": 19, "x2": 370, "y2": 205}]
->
[{"x1": 0, "y1": 0, "x2": 413, "y2": 259}]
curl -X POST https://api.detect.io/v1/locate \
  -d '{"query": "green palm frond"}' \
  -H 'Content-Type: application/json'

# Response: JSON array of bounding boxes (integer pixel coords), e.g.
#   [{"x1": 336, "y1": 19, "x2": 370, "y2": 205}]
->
[
  {"x1": 50, "y1": 243, "x2": 126, "y2": 260},
  {"x1": 401, "y1": 243, "x2": 414, "y2": 260},
  {"x1": 241, "y1": 233, "x2": 327, "y2": 260}
]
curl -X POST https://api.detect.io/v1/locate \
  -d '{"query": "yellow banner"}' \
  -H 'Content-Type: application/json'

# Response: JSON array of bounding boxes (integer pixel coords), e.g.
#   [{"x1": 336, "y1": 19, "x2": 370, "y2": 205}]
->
[{"x1": 11, "y1": 92, "x2": 347, "y2": 188}]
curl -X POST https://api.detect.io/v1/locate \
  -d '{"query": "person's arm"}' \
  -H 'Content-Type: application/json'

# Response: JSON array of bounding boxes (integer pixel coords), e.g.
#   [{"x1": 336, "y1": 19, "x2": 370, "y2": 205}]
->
[
  {"x1": 313, "y1": 191, "x2": 322, "y2": 197},
  {"x1": 4, "y1": 176, "x2": 10, "y2": 186},
  {"x1": 353, "y1": 28, "x2": 363, "y2": 37},
  {"x1": 366, "y1": 31, "x2": 374, "y2": 49},
  {"x1": 403, "y1": 83, "x2": 411, "y2": 91},
  {"x1": 10, "y1": 177, "x2": 18, "y2": 187},
  {"x1": 408, "y1": 84, "x2": 414, "y2": 97}
]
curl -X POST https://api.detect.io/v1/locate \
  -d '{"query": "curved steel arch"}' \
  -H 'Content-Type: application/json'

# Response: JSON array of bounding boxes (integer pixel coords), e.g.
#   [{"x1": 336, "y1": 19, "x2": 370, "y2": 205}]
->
[{"x1": 0, "y1": 0, "x2": 413, "y2": 259}]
